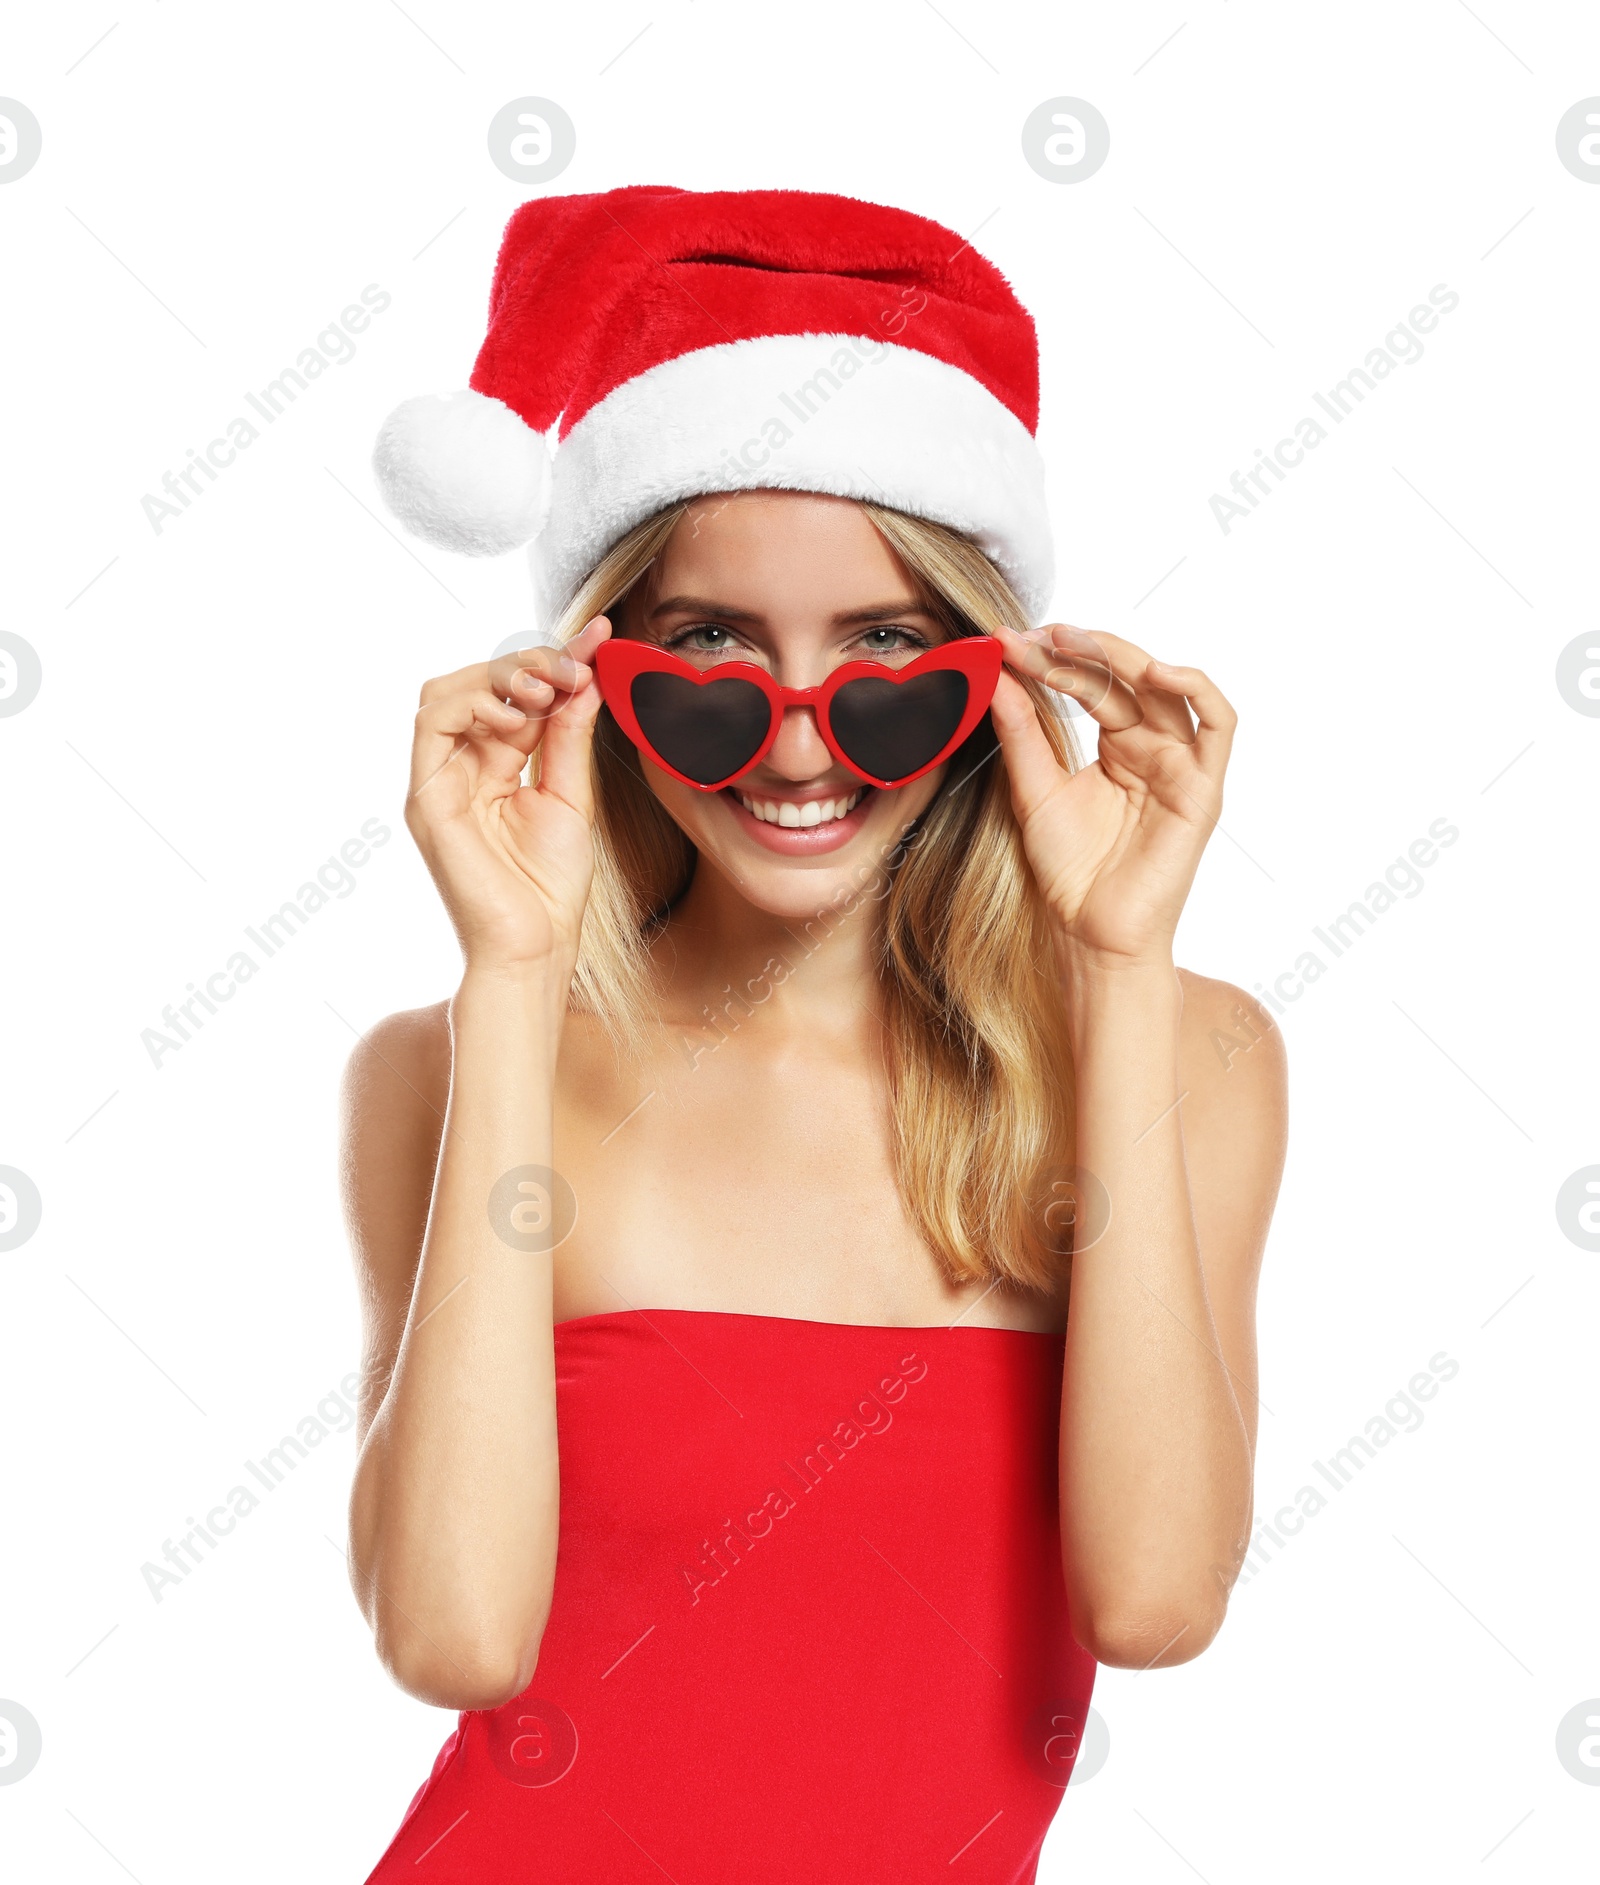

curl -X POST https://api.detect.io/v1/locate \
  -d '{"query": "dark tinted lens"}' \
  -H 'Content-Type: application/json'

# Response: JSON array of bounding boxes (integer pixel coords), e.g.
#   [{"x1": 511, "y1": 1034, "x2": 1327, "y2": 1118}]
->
[
  {"x1": 631, "y1": 671, "x2": 772, "y2": 785},
  {"x1": 828, "y1": 670, "x2": 968, "y2": 782}
]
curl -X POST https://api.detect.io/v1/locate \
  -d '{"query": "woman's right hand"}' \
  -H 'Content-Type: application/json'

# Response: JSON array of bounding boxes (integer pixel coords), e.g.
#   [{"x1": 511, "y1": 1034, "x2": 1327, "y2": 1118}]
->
[{"x1": 405, "y1": 614, "x2": 613, "y2": 973}]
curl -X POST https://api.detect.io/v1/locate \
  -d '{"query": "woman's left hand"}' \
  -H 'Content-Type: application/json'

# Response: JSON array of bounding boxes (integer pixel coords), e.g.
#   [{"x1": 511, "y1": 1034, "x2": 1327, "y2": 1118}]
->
[{"x1": 986, "y1": 623, "x2": 1237, "y2": 968}]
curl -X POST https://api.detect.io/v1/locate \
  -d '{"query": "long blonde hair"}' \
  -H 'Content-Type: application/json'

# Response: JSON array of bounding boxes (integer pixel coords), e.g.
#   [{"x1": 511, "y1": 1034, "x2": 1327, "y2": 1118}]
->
[{"x1": 548, "y1": 499, "x2": 1084, "y2": 1295}]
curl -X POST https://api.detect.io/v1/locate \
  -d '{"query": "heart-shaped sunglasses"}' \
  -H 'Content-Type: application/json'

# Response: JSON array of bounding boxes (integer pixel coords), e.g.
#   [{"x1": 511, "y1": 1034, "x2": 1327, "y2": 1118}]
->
[{"x1": 593, "y1": 634, "x2": 1002, "y2": 793}]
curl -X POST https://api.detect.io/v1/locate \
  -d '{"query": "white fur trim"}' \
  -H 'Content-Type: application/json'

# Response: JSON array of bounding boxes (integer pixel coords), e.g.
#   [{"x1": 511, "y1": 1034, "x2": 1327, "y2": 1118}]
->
[
  {"x1": 530, "y1": 336, "x2": 1053, "y2": 628},
  {"x1": 374, "y1": 390, "x2": 552, "y2": 556}
]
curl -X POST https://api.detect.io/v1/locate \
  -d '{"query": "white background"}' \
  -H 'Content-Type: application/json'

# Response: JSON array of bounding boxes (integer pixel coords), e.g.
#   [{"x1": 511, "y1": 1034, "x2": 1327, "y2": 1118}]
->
[{"x1": 2, "y1": 3, "x2": 1596, "y2": 1880}]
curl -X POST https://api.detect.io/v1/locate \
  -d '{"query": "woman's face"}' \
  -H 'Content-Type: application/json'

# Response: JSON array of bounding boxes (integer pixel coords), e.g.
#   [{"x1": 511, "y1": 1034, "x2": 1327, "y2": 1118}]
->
[{"x1": 615, "y1": 491, "x2": 961, "y2": 922}]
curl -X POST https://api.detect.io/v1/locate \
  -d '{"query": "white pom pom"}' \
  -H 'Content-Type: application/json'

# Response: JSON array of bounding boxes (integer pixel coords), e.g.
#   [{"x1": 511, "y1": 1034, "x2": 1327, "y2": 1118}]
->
[{"x1": 372, "y1": 390, "x2": 552, "y2": 556}]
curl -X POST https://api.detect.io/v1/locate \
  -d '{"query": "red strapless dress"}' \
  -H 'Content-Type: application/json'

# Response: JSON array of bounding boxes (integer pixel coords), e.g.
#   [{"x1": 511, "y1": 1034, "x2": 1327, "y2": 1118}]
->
[{"x1": 362, "y1": 1309, "x2": 1096, "y2": 1883}]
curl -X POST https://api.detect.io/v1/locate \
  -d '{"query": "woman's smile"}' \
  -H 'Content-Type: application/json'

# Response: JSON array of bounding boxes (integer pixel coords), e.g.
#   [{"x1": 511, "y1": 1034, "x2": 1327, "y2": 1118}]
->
[
  {"x1": 724, "y1": 781, "x2": 875, "y2": 851},
  {"x1": 727, "y1": 776, "x2": 874, "y2": 844}
]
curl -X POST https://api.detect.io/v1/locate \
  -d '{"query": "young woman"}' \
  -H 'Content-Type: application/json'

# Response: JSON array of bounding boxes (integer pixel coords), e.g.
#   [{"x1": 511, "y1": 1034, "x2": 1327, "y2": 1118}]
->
[{"x1": 346, "y1": 188, "x2": 1286, "y2": 1882}]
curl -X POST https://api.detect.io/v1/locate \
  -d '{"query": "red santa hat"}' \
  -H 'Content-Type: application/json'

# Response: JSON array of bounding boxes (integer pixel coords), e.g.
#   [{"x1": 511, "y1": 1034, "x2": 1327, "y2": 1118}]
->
[{"x1": 373, "y1": 185, "x2": 1053, "y2": 629}]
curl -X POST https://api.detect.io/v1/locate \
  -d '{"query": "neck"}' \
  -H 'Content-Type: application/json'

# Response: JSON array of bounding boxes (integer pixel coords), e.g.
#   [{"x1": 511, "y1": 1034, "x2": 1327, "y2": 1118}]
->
[{"x1": 653, "y1": 852, "x2": 886, "y2": 1038}]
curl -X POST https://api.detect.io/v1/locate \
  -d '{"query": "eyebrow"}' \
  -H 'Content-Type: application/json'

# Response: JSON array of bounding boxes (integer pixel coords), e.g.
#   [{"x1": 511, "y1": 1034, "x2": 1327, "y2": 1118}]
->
[
  {"x1": 646, "y1": 595, "x2": 763, "y2": 623},
  {"x1": 646, "y1": 595, "x2": 937, "y2": 626}
]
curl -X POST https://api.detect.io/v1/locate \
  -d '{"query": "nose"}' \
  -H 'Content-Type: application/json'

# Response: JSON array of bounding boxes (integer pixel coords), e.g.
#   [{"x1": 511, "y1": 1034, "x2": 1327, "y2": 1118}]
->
[{"x1": 759, "y1": 702, "x2": 841, "y2": 783}]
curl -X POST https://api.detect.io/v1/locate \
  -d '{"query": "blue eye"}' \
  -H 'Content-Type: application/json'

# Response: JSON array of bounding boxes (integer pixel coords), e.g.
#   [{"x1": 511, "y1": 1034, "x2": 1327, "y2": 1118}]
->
[
  {"x1": 860, "y1": 625, "x2": 929, "y2": 655},
  {"x1": 666, "y1": 624, "x2": 738, "y2": 655}
]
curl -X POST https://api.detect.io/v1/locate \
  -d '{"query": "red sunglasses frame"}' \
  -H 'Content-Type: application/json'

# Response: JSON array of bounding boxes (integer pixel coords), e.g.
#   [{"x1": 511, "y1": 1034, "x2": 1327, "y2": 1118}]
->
[{"x1": 594, "y1": 634, "x2": 1002, "y2": 793}]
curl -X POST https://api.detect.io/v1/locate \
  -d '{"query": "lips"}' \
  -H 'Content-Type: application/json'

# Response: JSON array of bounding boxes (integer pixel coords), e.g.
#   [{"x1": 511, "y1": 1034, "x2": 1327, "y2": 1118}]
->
[{"x1": 721, "y1": 784, "x2": 875, "y2": 853}]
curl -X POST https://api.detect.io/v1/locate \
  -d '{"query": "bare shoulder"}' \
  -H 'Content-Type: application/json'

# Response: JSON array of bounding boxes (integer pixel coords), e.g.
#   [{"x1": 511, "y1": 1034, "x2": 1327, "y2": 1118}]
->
[
  {"x1": 341, "y1": 1000, "x2": 452, "y2": 1118},
  {"x1": 1176, "y1": 968, "x2": 1287, "y2": 1113},
  {"x1": 1168, "y1": 971, "x2": 1286, "y2": 1463},
  {"x1": 1174, "y1": 967, "x2": 1288, "y2": 1265},
  {"x1": 338, "y1": 1001, "x2": 452, "y2": 1431},
  {"x1": 338, "y1": 999, "x2": 452, "y2": 1242}
]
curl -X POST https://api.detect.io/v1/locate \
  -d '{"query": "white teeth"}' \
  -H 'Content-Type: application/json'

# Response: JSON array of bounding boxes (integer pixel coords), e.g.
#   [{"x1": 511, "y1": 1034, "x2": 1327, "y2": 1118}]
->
[{"x1": 736, "y1": 789, "x2": 863, "y2": 827}]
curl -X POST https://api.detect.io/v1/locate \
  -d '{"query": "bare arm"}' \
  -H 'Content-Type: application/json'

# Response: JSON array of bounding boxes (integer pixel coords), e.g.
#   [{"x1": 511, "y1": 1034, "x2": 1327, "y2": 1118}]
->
[
  {"x1": 988, "y1": 623, "x2": 1286, "y2": 1669},
  {"x1": 343, "y1": 977, "x2": 565, "y2": 1709},
  {"x1": 340, "y1": 616, "x2": 612, "y2": 1710},
  {"x1": 1056, "y1": 965, "x2": 1285, "y2": 1667}
]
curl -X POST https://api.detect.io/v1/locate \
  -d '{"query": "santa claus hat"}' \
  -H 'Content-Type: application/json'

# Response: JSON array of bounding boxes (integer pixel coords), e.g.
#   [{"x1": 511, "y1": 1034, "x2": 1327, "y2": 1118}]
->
[{"x1": 373, "y1": 185, "x2": 1052, "y2": 628}]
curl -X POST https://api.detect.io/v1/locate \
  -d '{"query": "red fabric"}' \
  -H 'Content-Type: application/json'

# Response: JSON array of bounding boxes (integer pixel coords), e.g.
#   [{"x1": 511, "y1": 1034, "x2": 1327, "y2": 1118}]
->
[
  {"x1": 466, "y1": 185, "x2": 1040, "y2": 439},
  {"x1": 362, "y1": 1310, "x2": 1095, "y2": 1883}
]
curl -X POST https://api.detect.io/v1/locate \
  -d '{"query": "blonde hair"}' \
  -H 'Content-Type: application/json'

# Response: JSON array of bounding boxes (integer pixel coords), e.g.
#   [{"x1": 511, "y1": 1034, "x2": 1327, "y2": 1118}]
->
[{"x1": 549, "y1": 499, "x2": 1085, "y2": 1295}]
